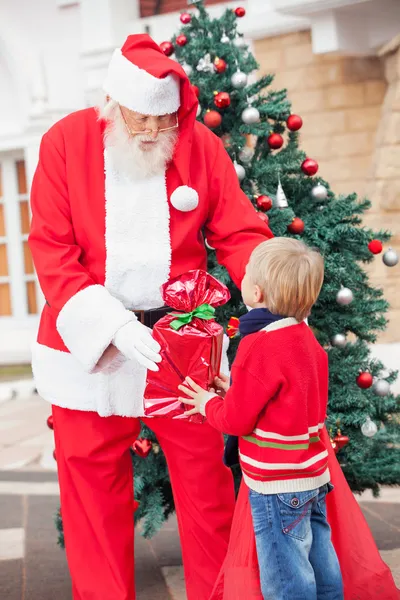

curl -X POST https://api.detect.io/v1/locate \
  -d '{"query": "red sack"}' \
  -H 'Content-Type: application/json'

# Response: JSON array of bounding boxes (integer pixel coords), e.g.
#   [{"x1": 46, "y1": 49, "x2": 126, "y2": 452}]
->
[
  {"x1": 144, "y1": 270, "x2": 230, "y2": 423},
  {"x1": 209, "y1": 427, "x2": 400, "y2": 600}
]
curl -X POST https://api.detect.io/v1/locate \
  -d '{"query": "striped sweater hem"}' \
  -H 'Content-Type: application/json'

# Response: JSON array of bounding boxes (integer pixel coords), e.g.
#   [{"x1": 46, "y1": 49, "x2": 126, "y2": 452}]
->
[{"x1": 243, "y1": 468, "x2": 330, "y2": 495}]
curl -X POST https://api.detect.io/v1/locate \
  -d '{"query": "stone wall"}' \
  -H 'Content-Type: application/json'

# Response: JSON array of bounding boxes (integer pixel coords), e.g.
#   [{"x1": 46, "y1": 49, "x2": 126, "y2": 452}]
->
[{"x1": 253, "y1": 31, "x2": 400, "y2": 343}]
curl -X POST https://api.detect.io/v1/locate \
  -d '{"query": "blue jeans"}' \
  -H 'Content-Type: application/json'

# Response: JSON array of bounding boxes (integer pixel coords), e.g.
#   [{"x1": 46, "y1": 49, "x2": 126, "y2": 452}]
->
[{"x1": 249, "y1": 484, "x2": 343, "y2": 600}]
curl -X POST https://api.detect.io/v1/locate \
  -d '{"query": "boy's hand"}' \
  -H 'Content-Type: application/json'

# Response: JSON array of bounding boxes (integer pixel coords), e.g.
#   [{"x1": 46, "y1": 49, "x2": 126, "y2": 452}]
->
[
  {"x1": 178, "y1": 377, "x2": 218, "y2": 417},
  {"x1": 214, "y1": 373, "x2": 230, "y2": 397}
]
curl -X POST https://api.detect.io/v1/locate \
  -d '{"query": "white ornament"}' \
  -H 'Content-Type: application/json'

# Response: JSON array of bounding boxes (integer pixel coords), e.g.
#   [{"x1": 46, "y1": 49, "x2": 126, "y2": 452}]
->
[
  {"x1": 238, "y1": 146, "x2": 254, "y2": 164},
  {"x1": 231, "y1": 70, "x2": 248, "y2": 89},
  {"x1": 170, "y1": 186, "x2": 199, "y2": 212},
  {"x1": 241, "y1": 106, "x2": 260, "y2": 124},
  {"x1": 372, "y1": 379, "x2": 390, "y2": 397},
  {"x1": 274, "y1": 181, "x2": 288, "y2": 209},
  {"x1": 311, "y1": 184, "x2": 328, "y2": 201},
  {"x1": 182, "y1": 62, "x2": 193, "y2": 76},
  {"x1": 234, "y1": 161, "x2": 246, "y2": 181},
  {"x1": 382, "y1": 248, "x2": 399, "y2": 267},
  {"x1": 196, "y1": 53, "x2": 214, "y2": 73},
  {"x1": 221, "y1": 33, "x2": 230, "y2": 44},
  {"x1": 331, "y1": 333, "x2": 346, "y2": 348},
  {"x1": 361, "y1": 417, "x2": 378, "y2": 438},
  {"x1": 233, "y1": 36, "x2": 247, "y2": 49},
  {"x1": 196, "y1": 104, "x2": 201, "y2": 118},
  {"x1": 336, "y1": 286, "x2": 354, "y2": 306}
]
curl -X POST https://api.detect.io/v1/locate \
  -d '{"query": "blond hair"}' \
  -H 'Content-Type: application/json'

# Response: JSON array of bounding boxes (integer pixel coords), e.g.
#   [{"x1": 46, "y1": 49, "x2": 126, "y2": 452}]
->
[{"x1": 247, "y1": 238, "x2": 324, "y2": 322}]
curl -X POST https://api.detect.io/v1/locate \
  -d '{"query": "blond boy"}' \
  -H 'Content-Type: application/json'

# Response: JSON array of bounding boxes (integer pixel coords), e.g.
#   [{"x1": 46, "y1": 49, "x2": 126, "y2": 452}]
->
[{"x1": 179, "y1": 238, "x2": 344, "y2": 600}]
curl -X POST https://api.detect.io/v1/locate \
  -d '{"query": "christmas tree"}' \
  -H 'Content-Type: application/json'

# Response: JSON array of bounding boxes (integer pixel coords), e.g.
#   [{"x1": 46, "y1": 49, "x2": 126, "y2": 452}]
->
[{"x1": 54, "y1": 0, "x2": 400, "y2": 542}]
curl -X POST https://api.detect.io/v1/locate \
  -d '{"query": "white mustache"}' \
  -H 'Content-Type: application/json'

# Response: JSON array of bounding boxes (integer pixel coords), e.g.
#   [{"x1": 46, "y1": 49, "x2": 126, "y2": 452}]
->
[{"x1": 137, "y1": 135, "x2": 157, "y2": 143}]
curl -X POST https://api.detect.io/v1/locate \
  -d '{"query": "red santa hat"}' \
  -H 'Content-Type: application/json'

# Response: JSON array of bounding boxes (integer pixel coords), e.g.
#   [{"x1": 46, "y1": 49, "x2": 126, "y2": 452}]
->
[{"x1": 104, "y1": 35, "x2": 181, "y2": 115}]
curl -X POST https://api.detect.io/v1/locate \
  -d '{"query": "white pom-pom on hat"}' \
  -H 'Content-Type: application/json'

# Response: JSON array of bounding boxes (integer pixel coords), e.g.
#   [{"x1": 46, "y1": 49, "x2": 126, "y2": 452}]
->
[{"x1": 170, "y1": 186, "x2": 199, "y2": 212}]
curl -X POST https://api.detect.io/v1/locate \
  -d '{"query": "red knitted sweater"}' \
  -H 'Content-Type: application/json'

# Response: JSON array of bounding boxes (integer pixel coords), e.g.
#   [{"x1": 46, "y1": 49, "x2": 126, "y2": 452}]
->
[{"x1": 205, "y1": 318, "x2": 330, "y2": 494}]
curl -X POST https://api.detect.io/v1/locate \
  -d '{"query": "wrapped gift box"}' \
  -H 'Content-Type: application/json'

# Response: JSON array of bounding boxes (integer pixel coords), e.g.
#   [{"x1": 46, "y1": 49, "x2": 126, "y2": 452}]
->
[{"x1": 144, "y1": 270, "x2": 230, "y2": 423}]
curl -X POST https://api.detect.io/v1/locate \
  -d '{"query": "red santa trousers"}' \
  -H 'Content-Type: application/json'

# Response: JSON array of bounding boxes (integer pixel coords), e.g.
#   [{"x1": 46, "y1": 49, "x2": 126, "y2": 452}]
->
[
  {"x1": 209, "y1": 426, "x2": 400, "y2": 600},
  {"x1": 52, "y1": 406, "x2": 235, "y2": 600}
]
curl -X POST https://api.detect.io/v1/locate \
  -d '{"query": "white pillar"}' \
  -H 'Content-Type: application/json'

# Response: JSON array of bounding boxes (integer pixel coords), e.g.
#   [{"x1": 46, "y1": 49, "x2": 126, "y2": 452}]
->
[{"x1": 80, "y1": 0, "x2": 140, "y2": 53}]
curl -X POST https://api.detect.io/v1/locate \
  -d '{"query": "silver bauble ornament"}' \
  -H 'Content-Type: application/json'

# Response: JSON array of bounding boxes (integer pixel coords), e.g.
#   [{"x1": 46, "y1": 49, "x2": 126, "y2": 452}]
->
[
  {"x1": 311, "y1": 183, "x2": 328, "y2": 201},
  {"x1": 231, "y1": 70, "x2": 248, "y2": 89},
  {"x1": 382, "y1": 247, "x2": 399, "y2": 267},
  {"x1": 238, "y1": 146, "x2": 254, "y2": 164},
  {"x1": 182, "y1": 62, "x2": 193, "y2": 76},
  {"x1": 234, "y1": 161, "x2": 246, "y2": 181},
  {"x1": 221, "y1": 33, "x2": 230, "y2": 43},
  {"x1": 372, "y1": 379, "x2": 390, "y2": 397},
  {"x1": 233, "y1": 36, "x2": 247, "y2": 49},
  {"x1": 331, "y1": 333, "x2": 346, "y2": 348},
  {"x1": 336, "y1": 286, "x2": 354, "y2": 306},
  {"x1": 361, "y1": 417, "x2": 378, "y2": 438},
  {"x1": 274, "y1": 181, "x2": 288, "y2": 209},
  {"x1": 196, "y1": 103, "x2": 201, "y2": 118},
  {"x1": 241, "y1": 106, "x2": 260, "y2": 124}
]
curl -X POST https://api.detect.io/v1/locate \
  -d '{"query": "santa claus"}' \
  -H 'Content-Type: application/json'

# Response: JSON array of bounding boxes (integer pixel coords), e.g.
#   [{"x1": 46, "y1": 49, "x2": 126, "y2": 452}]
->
[{"x1": 28, "y1": 34, "x2": 272, "y2": 600}]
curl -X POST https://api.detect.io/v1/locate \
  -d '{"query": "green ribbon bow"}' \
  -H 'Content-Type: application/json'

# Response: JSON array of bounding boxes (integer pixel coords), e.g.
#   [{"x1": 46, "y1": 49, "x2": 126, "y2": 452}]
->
[{"x1": 169, "y1": 303, "x2": 215, "y2": 331}]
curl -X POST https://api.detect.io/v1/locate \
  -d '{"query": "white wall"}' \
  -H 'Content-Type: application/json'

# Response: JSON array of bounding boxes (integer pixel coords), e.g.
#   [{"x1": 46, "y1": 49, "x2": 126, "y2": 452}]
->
[{"x1": 0, "y1": 0, "x2": 83, "y2": 139}]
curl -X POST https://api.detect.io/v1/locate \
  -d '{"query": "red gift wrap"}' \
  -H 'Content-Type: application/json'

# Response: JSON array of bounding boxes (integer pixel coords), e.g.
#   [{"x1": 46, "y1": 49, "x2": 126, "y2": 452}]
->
[{"x1": 144, "y1": 270, "x2": 230, "y2": 423}]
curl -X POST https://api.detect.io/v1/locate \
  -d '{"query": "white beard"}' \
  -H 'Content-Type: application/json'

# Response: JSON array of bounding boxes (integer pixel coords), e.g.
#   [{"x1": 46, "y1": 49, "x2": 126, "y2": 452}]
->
[{"x1": 99, "y1": 101, "x2": 178, "y2": 180}]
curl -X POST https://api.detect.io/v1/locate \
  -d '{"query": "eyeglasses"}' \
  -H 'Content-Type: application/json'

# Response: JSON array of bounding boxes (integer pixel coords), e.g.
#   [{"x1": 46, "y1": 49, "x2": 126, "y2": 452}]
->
[{"x1": 119, "y1": 105, "x2": 179, "y2": 136}]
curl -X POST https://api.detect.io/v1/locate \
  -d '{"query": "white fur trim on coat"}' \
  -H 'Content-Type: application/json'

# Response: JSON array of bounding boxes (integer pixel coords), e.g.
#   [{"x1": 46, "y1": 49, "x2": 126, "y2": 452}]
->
[
  {"x1": 220, "y1": 333, "x2": 230, "y2": 376},
  {"x1": 56, "y1": 284, "x2": 134, "y2": 373},
  {"x1": 170, "y1": 186, "x2": 199, "y2": 212},
  {"x1": 104, "y1": 150, "x2": 172, "y2": 309},
  {"x1": 103, "y1": 48, "x2": 180, "y2": 116},
  {"x1": 31, "y1": 342, "x2": 147, "y2": 417}
]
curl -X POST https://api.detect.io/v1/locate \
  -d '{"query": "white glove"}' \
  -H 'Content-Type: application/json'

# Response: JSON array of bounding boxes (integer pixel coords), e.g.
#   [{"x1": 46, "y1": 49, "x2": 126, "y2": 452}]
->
[{"x1": 113, "y1": 320, "x2": 162, "y2": 372}]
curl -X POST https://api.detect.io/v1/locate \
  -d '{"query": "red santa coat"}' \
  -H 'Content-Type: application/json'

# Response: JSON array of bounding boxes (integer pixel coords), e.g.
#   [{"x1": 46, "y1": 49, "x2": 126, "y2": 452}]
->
[{"x1": 29, "y1": 37, "x2": 272, "y2": 417}]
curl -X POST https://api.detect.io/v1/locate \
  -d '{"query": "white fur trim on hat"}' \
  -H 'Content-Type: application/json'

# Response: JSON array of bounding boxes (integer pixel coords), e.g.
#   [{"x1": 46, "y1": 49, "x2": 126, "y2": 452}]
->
[
  {"x1": 103, "y1": 48, "x2": 180, "y2": 115},
  {"x1": 170, "y1": 186, "x2": 199, "y2": 212}
]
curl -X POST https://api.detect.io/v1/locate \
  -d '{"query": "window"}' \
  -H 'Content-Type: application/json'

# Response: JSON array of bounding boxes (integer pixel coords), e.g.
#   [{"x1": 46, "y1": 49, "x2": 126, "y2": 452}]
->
[{"x1": 0, "y1": 156, "x2": 40, "y2": 318}]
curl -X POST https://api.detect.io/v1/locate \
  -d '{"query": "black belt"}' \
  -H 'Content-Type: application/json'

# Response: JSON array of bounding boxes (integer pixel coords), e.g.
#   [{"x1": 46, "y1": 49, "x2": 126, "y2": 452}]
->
[{"x1": 133, "y1": 306, "x2": 171, "y2": 329}]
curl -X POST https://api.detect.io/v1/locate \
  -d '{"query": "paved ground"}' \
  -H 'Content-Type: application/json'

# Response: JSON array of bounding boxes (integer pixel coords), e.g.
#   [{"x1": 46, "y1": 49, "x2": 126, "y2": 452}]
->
[{"x1": 0, "y1": 392, "x2": 399, "y2": 599}]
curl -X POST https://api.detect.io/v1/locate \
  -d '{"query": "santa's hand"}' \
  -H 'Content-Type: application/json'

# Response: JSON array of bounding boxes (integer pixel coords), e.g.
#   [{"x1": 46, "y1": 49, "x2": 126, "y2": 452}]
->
[
  {"x1": 178, "y1": 376, "x2": 218, "y2": 416},
  {"x1": 113, "y1": 320, "x2": 162, "y2": 372}
]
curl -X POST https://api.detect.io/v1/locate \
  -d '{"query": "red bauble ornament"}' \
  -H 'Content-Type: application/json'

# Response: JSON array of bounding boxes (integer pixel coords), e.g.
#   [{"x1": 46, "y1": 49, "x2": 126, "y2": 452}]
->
[
  {"x1": 287, "y1": 114, "x2": 303, "y2": 131},
  {"x1": 176, "y1": 34, "x2": 188, "y2": 47},
  {"x1": 132, "y1": 438, "x2": 153, "y2": 458},
  {"x1": 226, "y1": 316, "x2": 240, "y2": 339},
  {"x1": 214, "y1": 91, "x2": 231, "y2": 109},
  {"x1": 258, "y1": 212, "x2": 269, "y2": 225},
  {"x1": 192, "y1": 85, "x2": 200, "y2": 98},
  {"x1": 356, "y1": 371, "x2": 373, "y2": 389},
  {"x1": 133, "y1": 499, "x2": 140, "y2": 512},
  {"x1": 214, "y1": 57, "x2": 227, "y2": 73},
  {"x1": 368, "y1": 240, "x2": 383, "y2": 255},
  {"x1": 160, "y1": 41, "x2": 174, "y2": 56},
  {"x1": 267, "y1": 133, "x2": 284, "y2": 149},
  {"x1": 235, "y1": 7, "x2": 246, "y2": 17},
  {"x1": 53, "y1": 449, "x2": 57, "y2": 461},
  {"x1": 301, "y1": 158, "x2": 319, "y2": 176},
  {"x1": 288, "y1": 217, "x2": 305, "y2": 235},
  {"x1": 180, "y1": 12, "x2": 191, "y2": 24},
  {"x1": 256, "y1": 195, "x2": 273, "y2": 212},
  {"x1": 46, "y1": 415, "x2": 54, "y2": 430},
  {"x1": 333, "y1": 433, "x2": 350, "y2": 452},
  {"x1": 204, "y1": 110, "x2": 222, "y2": 129}
]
